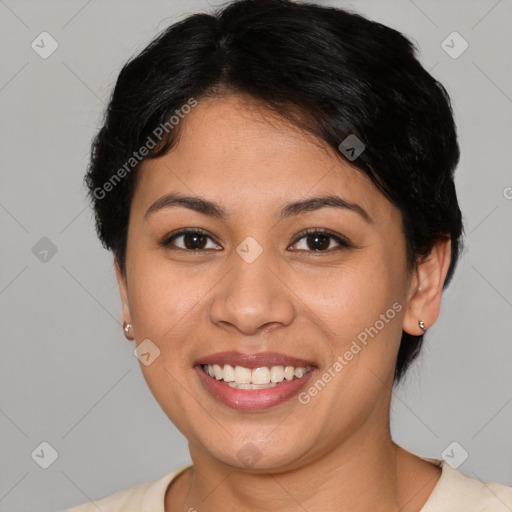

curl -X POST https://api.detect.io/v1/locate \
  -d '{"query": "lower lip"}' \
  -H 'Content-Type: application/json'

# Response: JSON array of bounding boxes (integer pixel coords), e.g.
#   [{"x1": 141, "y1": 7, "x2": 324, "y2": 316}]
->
[{"x1": 194, "y1": 366, "x2": 316, "y2": 411}]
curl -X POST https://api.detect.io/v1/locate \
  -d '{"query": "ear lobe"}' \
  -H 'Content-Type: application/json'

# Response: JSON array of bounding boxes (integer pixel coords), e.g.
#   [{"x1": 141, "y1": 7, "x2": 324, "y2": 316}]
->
[
  {"x1": 403, "y1": 239, "x2": 452, "y2": 336},
  {"x1": 114, "y1": 258, "x2": 132, "y2": 325}
]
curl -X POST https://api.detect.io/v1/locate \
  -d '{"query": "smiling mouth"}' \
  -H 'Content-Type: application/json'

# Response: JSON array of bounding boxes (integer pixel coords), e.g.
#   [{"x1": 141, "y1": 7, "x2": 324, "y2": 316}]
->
[{"x1": 200, "y1": 363, "x2": 313, "y2": 389}]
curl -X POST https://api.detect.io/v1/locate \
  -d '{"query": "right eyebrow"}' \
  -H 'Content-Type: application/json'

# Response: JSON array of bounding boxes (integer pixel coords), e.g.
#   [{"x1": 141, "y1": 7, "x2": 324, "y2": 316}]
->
[{"x1": 145, "y1": 193, "x2": 227, "y2": 219}]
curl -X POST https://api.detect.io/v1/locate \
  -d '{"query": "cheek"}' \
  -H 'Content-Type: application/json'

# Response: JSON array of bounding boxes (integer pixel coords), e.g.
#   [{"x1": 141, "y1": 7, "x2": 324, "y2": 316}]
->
[
  {"x1": 125, "y1": 257, "x2": 210, "y2": 431},
  {"x1": 127, "y1": 255, "x2": 210, "y2": 341},
  {"x1": 295, "y1": 254, "x2": 405, "y2": 375},
  {"x1": 301, "y1": 258, "x2": 399, "y2": 331}
]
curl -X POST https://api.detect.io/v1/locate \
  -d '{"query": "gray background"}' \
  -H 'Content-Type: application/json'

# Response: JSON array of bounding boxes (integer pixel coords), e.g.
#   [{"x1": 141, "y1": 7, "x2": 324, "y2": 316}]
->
[{"x1": 0, "y1": 0, "x2": 511, "y2": 511}]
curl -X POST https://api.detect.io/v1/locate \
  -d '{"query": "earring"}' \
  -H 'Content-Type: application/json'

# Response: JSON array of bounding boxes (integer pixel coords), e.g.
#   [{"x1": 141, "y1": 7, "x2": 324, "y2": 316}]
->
[
  {"x1": 123, "y1": 322, "x2": 134, "y2": 341},
  {"x1": 418, "y1": 320, "x2": 427, "y2": 333}
]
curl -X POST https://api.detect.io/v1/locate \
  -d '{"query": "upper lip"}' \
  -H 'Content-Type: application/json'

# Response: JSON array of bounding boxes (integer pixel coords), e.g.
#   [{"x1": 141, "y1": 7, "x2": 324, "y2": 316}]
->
[{"x1": 194, "y1": 351, "x2": 316, "y2": 369}]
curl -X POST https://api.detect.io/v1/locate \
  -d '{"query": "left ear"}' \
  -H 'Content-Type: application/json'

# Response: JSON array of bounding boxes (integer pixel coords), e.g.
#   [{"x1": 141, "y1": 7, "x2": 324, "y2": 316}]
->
[{"x1": 403, "y1": 238, "x2": 452, "y2": 336}]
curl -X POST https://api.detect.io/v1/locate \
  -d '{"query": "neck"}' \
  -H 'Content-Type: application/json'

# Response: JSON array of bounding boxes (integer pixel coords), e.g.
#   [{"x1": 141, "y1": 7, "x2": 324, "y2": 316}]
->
[{"x1": 169, "y1": 424, "x2": 440, "y2": 512}]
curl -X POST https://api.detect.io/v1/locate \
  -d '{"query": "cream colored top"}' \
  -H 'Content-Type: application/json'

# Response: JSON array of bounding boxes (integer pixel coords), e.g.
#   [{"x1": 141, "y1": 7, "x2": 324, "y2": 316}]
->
[{"x1": 65, "y1": 459, "x2": 512, "y2": 511}]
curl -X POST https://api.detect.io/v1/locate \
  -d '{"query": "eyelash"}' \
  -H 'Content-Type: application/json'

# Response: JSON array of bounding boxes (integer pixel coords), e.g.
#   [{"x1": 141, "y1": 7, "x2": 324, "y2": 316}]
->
[{"x1": 160, "y1": 228, "x2": 354, "y2": 254}]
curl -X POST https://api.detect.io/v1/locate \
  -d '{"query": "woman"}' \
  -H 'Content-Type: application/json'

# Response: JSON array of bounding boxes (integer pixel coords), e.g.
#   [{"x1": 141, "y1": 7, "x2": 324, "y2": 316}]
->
[{"x1": 67, "y1": 0, "x2": 512, "y2": 510}]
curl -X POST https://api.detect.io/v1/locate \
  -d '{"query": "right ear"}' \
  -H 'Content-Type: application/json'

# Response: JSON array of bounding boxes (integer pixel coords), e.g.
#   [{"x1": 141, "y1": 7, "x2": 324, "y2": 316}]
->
[{"x1": 114, "y1": 258, "x2": 132, "y2": 327}]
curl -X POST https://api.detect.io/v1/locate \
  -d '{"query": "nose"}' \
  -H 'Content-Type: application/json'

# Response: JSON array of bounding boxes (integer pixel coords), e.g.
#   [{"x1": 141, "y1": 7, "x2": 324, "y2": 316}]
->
[{"x1": 209, "y1": 247, "x2": 295, "y2": 336}]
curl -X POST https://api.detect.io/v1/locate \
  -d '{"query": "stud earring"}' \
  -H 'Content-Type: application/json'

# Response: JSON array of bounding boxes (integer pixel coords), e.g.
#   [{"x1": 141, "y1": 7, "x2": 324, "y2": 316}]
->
[
  {"x1": 123, "y1": 322, "x2": 134, "y2": 340},
  {"x1": 418, "y1": 320, "x2": 427, "y2": 333}
]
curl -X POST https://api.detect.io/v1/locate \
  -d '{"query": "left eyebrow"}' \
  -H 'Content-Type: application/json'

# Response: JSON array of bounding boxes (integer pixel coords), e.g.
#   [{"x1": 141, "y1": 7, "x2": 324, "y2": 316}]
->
[
  {"x1": 144, "y1": 192, "x2": 372, "y2": 224},
  {"x1": 279, "y1": 195, "x2": 372, "y2": 224}
]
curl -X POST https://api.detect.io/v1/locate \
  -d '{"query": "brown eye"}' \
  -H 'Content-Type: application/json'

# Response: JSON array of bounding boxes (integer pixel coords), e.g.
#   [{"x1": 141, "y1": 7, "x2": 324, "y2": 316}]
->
[
  {"x1": 161, "y1": 229, "x2": 221, "y2": 251},
  {"x1": 290, "y1": 229, "x2": 352, "y2": 252}
]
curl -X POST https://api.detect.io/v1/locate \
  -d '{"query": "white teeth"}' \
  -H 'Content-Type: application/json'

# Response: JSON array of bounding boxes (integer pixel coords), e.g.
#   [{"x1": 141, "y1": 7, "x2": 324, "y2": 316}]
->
[
  {"x1": 203, "y1": 363, "x2": 312, "y2": 386},
  {"x1": 294, "y1": 367, "x2": 307, "y2": 378},
  {"x1": 270, "y1": 366, "x2": 284, "y2": 383},
  {"x1": 223, "y1": 364, "x2": 235, "y2": 382},
  {"x1": 234, "y1": 365, "x2": 252, "y2": 384},
  {"x1": 284, "y1": 366, "x2": 295, "y2": 380},
  {"x1": 228, "y1": 382, "x2": 278, "y2": 389},
  {"x1": 252, "y1": 367, "x2": 270, "y2": 384},
  {"x1": 213, "y1": 364, "x2": 223, "y2": 380}
]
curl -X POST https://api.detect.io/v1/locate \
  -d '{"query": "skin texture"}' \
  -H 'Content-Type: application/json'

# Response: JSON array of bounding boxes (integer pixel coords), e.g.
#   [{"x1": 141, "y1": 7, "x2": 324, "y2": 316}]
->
[{"x1": 115, "y1": 94, "x2": 451, "y2": 511}]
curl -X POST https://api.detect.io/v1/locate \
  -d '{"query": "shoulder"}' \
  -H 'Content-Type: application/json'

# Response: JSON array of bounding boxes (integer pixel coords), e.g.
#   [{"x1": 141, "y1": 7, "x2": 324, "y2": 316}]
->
[
  {"x1": 64, "y1": 466, "x2": 190, "y2": 512},
  {"x1": 421, "y1": 460, "x2": 512, "y2": 511}
]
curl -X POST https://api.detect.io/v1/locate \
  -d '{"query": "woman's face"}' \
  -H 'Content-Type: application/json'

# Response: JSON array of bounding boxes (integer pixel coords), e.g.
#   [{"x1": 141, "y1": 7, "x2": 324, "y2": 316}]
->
[{"x1": 118, "y1": 94, "x2": 417, "y2": 471}]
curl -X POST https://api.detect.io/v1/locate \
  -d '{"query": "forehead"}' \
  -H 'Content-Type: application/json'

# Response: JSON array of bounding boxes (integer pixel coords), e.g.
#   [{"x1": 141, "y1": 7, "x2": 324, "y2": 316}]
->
[{"x1": 132, "y1": 95, "x2": 394, "y2": 224}]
